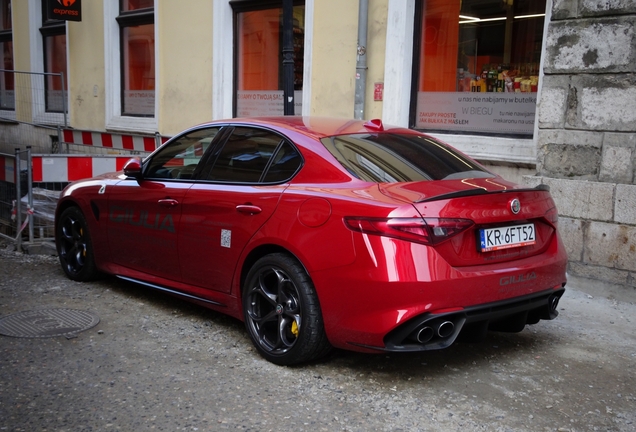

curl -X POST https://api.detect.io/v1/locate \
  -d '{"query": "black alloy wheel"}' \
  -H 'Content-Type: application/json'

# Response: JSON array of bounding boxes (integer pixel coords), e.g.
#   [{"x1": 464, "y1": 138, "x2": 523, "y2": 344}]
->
[
  {"x1": 56, "y1": 206, "x2": 99, "y2": 281},
  {"x1": 243, "y1": 253, "x2": 331, "y2": 365}
]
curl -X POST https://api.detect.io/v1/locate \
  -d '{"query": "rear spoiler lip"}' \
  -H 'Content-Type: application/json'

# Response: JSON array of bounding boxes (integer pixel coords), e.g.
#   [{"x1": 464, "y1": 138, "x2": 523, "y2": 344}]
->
[{"x1": 415, "y1": 184, "x2": 550, "y2": 204}]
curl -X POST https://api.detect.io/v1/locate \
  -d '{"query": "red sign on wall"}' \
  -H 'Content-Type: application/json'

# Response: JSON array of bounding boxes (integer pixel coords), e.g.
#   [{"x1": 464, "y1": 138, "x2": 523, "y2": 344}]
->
[
  {"x1": 48, "y1": 0, "x2": 82, "y2": 22},
  {"x1": 374, "y1": 83, "x2": 384, "y2": 101}
]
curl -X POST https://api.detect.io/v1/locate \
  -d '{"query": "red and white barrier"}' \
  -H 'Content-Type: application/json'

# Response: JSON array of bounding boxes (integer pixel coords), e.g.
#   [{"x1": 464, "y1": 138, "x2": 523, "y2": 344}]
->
[
  {"x1": 61, "y1": 129, "x2": 169, "y2": 153},
  {"x1": 1, "y1": 155, "x2": 16, "y2": 183},
  {"x1": 32, "y1": 155, "x2": 132, "y2": 183}
]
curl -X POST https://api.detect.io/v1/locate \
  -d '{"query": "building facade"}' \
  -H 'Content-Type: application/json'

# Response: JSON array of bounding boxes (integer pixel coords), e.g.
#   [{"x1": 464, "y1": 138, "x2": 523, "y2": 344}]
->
[{"x1": 1, "y1": 0, "x2": 635, "y2": 294}]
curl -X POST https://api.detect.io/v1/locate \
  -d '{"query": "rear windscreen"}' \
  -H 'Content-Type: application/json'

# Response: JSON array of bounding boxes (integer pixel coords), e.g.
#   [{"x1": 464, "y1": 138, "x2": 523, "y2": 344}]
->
[{"x1": 320, "y1": 133, "x2": 494, "y2": 182}]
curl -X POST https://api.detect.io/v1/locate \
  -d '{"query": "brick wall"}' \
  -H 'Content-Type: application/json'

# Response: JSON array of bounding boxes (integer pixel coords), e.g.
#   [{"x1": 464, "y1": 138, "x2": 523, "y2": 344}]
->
[{"x1": 524, "y1": 0, "x2": 636, "y2": 291}]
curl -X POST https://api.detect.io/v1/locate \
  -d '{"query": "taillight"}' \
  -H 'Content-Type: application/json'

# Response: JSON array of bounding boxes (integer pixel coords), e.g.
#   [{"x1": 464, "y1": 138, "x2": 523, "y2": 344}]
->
[
  {"x1": 344, "y1": 217, "x2": 474, "y2": 245},
  {"x1": 545, "y1": 206, "x2": 559, "y2": 227}
]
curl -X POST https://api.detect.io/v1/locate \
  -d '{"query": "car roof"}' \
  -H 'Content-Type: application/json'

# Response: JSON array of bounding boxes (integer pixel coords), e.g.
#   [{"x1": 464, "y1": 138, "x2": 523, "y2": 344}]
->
[{"x1": 201, "y1": 116, "x2": 409, "y2": 140}]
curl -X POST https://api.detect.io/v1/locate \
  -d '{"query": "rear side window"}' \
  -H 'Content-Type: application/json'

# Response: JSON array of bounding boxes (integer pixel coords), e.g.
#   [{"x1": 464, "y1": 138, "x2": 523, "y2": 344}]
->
[
  {"x1": 206, "y1": 127, "x2": 301, "y2": 183},
  {"x1": 321, "y1": 133, "x2": 493, "y2": 182},
  {"x1": 261, "y1": 141, "x2": 302, "y2": 183}
]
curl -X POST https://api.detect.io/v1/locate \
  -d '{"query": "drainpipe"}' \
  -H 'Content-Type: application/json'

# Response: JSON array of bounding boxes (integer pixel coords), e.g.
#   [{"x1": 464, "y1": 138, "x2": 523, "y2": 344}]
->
[
  {"x1": 282, "y1": 0, "x2": 295, "y2": 115},
  {"x1": 354, "y1": 0, "x2": 369, "y2": 120}
]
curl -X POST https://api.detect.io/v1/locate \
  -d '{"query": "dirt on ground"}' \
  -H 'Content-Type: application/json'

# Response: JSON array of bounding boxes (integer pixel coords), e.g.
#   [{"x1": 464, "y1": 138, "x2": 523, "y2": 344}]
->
[{"x1": 0, "y1": 241, "x2": 635, "y2": 432}]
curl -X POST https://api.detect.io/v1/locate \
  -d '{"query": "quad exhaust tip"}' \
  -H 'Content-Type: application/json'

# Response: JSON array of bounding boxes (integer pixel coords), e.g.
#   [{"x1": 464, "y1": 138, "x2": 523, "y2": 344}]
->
[{"x1": 413, "y1": 320, "x2": 456, "y2": 344}]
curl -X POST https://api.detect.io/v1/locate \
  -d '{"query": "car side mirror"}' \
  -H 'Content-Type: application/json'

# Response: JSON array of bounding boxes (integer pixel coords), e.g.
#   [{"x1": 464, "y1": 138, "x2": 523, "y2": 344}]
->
[{"x1": 123, "y1": 157, "x2": 143, "y2": 179}]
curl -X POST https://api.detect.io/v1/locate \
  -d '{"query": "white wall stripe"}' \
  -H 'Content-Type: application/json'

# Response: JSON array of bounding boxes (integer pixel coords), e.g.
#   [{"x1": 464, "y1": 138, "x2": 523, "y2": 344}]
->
[
  {"x1": 92, "y1": 157, "x2": 117, "y2": 176},
  {"x1": 41, "y1": 157, "x2": 69, "y2": 183}
]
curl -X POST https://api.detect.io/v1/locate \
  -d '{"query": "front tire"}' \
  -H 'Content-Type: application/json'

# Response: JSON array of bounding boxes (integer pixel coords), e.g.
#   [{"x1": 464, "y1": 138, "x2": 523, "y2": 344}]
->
[
  {"x1": 242, "y1": 253, "x2": 331, "y2": 365},
  {"x1": 56, "y1": 206, "x2": 100, "y2": 281}
]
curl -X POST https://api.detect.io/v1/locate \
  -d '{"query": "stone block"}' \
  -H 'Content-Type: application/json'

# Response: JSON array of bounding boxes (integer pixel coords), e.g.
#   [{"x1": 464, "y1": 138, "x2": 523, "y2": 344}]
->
[
  {"x1": 544, "y1": 18, "x2": 635, "y2": 74},
  {"x1": 558, "y1": 216, "x2": 585, "y2": 261},
  {"x1": 539, "y1": 129, "x2": 604, "y2": 148},
  {"x1": 537, "y1": 130, "x2": 603, "y2": 179},
  {"x1": 544, "y1": 178, "x2": 615, "y2": 221},
  {"x1": 539, "y1": 144, "x2": 601, "y2": 179},
  {"x1": 580, "y1": 0, "x2": 636, "y2": 17},
  {"x1": 566, "y1": 268, "x2": 636, "y2": 300},
  {"x1": 581, "y1": 87, "x2": 636, "y2": 131},
  {"x1": 521, "y1": 175, "x2": 543, "y2": 188},
  {"x1": 583, "y1": 221, "x2": 636, "y2": 272},
  {"x1": 566, "y1": 75, "x2": 636, "y2": 131},
  {"x1": 615, "y1": 184, "x2": 636, "y2": 225},
  {"x1": 568, "y1": 262, "x2": 630, "y2": 286},
  {"x1": 480, "y1": 163, "x2": 535, "y2": 185},
  {"x1": 537, "y1": 76, "x2": 571, "y2": 128},
  {"x1": 599, "y1": 142, "x2": 635, "y2": 184},
  {"x1": 603, "y1": 132, "x2": 636, "y2": 148},
  {"x1": 552, "y1": 0, "x2": 579, "y2": 20}
]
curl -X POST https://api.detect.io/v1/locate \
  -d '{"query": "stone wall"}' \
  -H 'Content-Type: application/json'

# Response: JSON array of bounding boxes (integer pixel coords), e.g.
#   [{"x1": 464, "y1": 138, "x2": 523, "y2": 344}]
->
[{"x1": 524, "y1": 0, "x2": 636, "y2": 292}]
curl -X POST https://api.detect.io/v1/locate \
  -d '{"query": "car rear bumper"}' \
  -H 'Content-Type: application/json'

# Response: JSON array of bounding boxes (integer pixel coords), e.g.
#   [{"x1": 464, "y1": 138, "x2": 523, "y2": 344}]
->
[
  {"x1": 310, "y1": 235, "x2": 568, "y2": 352},
  {"x1": 365, "y1": 287, "x2": 565, "y2": 352}
]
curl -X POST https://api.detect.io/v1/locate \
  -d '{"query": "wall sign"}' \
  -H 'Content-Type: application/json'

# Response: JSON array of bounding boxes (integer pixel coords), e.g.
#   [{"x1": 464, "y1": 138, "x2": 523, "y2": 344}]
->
[
  {"x1": 48, "y1": 0, "x2": 82, "y2": 22},
  {"x1": 415, "y1": 92, "x2": 537, "y2": 135},
  {"x1": 236, "y1": 90, "x2": 303, "y2": 117},
  {"x1": 374, "y1": 83, "x2": 384, "y2": 101}
]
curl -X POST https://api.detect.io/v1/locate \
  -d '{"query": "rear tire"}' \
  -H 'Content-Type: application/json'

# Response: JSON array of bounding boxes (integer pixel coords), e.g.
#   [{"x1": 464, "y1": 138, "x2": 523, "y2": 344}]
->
[
  {"x1": 56, "y1": 206, "x2": 100, "y2": 281},
  {"x1": 242, "y1": 253, "x2": 332, "y2": 365}
]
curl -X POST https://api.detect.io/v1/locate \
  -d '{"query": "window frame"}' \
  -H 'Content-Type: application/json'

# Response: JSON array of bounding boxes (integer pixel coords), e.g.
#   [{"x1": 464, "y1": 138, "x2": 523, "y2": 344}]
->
[
  {"x1": 0, "y1": 0, "x2": 13, "y2": 115},
  {"x1": 116, "y1": 1, "x2": 155, "y2": 118},
  {"x1": 408, "y1": 0, "x2": 547, "y2": 139},
  {"x1": 39, "y1": 0, "x2": 67, "y2": 115},
  {"x1": 104, "y1": 1, "x2": 158, "y2": 133},
  {"x1": 230, "y1": 0, "x2": 306, "y2": 118}
]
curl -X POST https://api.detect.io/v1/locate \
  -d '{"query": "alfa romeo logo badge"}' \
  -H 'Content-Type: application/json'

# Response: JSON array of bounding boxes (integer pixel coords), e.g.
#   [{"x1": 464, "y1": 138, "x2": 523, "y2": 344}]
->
[{"x1": 510, "y1": 198, "x2": 521, "y2": 214}]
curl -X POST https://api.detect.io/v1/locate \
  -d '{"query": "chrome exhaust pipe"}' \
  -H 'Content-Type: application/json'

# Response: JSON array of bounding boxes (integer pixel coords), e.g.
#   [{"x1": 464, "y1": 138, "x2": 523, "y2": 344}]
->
[
  {"x1": 550, "y1": 295, "x2": 559, "y2": 311},
  {"x1": 546, "y1": 294, "x2": 560, "y2": 319},
  {"x1": 539, "y1": 293, "x2": 561, "y2": 320},
  {"x1": 437, "y1": 321, "x2": 455, "y2": 338},
  {"x1": 415, "y1": 326, "x2": 434, "y2": 344}
]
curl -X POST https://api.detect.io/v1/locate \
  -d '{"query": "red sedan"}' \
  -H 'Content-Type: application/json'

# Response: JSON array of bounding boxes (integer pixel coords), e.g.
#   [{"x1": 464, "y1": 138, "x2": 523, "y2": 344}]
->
[{"x1": 55, "y1": 117, "x2": 567, "y2": 365}]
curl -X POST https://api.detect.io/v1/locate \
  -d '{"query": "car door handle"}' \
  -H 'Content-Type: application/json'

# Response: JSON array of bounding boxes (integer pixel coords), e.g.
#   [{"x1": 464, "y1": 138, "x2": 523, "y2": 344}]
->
[
  {"x1": 236, "y1": 204, "x2": 262, "y2": 215},
  {"x1": 158, "y1": 199, "x2": 179, "y2": 207}
]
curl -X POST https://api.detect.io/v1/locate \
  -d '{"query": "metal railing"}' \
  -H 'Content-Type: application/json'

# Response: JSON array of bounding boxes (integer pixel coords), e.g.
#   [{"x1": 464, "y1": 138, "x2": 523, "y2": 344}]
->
[
  {"x1": 0, "y1": 69, "x2": 67, "y2": 125},
  {"x1": 0, "y1": 69, "x2": 67, "y2": 156}
]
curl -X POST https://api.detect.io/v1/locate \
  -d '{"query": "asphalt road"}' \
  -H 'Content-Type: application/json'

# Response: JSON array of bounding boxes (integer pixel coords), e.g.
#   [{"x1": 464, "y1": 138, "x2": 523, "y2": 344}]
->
[{"x1": 1, "y1": 242, "x2": 635, "y2": 432}]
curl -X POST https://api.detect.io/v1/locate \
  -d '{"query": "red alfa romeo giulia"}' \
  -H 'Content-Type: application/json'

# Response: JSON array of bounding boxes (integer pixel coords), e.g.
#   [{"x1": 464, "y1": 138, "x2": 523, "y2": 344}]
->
[{"x1": 55, "y1": 117, "x2": 567, "y2": 365}]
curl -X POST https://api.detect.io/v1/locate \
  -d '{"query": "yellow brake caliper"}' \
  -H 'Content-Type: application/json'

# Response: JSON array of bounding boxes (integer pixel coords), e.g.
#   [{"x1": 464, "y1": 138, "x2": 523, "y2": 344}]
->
[{"x1": 291, "y1": 320, "x2": 299, "y2": 337}]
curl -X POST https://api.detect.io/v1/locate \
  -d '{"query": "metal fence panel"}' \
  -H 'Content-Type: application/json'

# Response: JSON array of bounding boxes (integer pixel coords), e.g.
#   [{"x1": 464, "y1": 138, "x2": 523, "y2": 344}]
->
[{"x1": 0, "y1": 149, "x2": 60, "y2": 249}]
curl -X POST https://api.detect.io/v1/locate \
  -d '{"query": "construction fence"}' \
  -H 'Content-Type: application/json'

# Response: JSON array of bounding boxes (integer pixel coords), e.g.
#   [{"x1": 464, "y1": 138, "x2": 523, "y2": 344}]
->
[
  {"x1": 0, "y1": 69, "x2": 166, "y2": 252},
  {"x1": 0, "y1": 150, "x2": 145, "y2": 252}
]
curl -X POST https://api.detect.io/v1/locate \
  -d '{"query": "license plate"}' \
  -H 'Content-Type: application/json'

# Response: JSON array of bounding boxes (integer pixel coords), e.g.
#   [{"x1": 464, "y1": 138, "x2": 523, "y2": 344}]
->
[{"x1": 479, "y1": 223, "x2": 535, "y2": 252}]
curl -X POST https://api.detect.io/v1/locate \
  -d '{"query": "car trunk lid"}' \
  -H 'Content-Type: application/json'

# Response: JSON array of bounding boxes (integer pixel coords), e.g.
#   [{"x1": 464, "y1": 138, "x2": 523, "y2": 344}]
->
[{"x1": 379, "y1": 179, "x2": 559, "y2": 267}]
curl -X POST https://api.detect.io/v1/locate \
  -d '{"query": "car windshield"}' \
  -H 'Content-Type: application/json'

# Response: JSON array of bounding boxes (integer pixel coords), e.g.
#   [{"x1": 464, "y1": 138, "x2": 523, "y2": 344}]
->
[{"x1": 320, "y1": 133, "x2": 494, "y2": 183}]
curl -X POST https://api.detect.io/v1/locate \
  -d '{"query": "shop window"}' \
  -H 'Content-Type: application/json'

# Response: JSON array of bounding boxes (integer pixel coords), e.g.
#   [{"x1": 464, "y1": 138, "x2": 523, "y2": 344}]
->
[
  {"x1": 40, "y1": 0, "x2": 67, "y2": 113},
  {"x1": 0, "y1": 0, "x2": 13, "y2": 111},
  {"x1": 232, "y1": 1, "x2": 304, "y2": 117},
  {"x1": 117, "y1": 0, "x2": 155, "y2": 117},
  {"x1": 412, "y1": 0, "x2": 546, "y2": 136}
]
